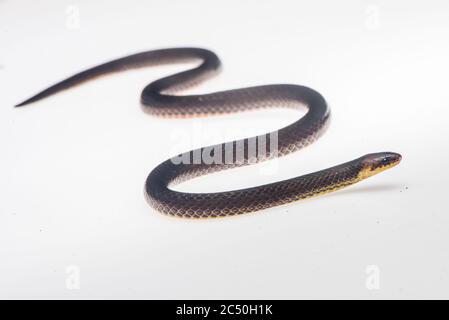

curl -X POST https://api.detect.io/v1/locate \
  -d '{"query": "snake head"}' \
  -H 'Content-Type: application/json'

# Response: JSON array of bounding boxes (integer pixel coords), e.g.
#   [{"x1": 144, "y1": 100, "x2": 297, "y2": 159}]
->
[{"x1": 358, "y1": 152, "x2": 402, "y2": 179}]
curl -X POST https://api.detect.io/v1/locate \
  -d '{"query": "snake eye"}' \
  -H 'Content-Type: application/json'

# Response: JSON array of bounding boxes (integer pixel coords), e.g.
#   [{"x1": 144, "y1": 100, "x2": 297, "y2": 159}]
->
[{"x1": 381, "y1": 157, "x2": 389, "y2": 165}]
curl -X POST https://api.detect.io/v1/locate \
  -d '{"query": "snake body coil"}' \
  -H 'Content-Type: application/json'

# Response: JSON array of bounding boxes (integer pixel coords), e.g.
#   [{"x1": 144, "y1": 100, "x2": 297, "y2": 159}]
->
[{"x1": 16, "y1": 48, "x2": 401, "y2": 218}]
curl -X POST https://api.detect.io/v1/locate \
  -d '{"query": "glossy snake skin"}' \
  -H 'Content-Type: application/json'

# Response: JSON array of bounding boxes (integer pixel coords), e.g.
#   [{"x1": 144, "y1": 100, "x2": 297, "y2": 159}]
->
[{"x1": 16, "y1": 48, "x2": 401, "y2": 218}]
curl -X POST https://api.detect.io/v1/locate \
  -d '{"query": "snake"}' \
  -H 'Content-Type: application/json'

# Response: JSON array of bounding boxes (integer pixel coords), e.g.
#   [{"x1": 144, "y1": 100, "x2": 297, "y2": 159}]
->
[{"x1": 16, "y1": 47, "x2": 401, "y2": 218}]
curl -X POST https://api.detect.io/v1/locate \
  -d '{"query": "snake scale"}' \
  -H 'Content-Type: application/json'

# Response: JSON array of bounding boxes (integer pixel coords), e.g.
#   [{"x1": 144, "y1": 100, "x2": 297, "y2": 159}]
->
[{"x1": 16, "y1": 48, "x2": 401, "y2": 218}]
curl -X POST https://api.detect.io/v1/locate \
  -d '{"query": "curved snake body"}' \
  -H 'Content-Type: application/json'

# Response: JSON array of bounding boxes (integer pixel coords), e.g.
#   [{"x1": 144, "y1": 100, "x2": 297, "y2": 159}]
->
[{"x1": 16, "y1": 48, "x2": 401, "y2": 218}]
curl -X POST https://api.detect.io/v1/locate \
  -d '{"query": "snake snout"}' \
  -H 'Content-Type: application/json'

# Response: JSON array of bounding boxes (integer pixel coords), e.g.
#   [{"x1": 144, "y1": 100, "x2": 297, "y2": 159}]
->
[{"x1": 358, "y1": 152, "x2": 402, "y2": 179}]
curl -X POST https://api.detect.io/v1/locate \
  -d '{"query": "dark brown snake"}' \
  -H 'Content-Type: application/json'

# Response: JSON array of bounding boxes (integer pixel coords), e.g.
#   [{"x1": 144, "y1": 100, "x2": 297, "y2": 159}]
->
[{"x1": 16, "y1": 47, "x2": 401, "y2": 218}]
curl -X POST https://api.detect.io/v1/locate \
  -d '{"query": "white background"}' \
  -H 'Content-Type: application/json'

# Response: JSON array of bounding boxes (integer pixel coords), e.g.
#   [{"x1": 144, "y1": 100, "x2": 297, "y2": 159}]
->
[{"x1": 1, "y1": 0, "x2": 449, "y2": 299}]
